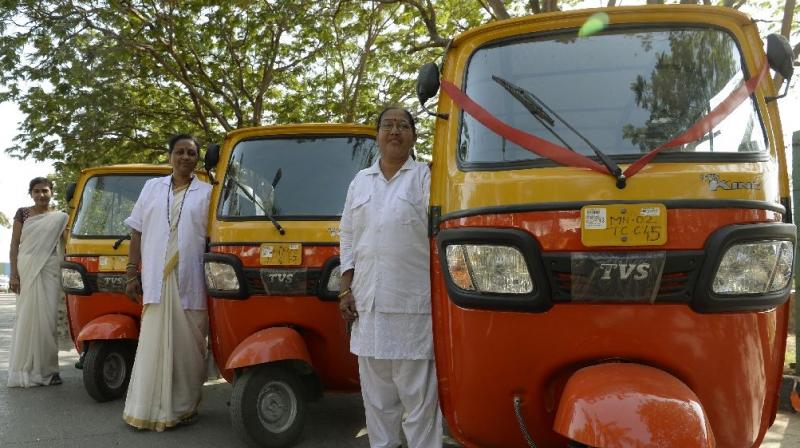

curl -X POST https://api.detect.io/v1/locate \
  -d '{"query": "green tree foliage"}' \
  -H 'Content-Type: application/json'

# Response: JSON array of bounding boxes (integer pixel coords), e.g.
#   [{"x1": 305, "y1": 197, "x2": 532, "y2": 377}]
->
[
  {"x1": 0, "y1": 0, "x2": 795, "y2": 185},
  {"x1": 0, "y1": 211, "x2": 10, "y2": 229}
]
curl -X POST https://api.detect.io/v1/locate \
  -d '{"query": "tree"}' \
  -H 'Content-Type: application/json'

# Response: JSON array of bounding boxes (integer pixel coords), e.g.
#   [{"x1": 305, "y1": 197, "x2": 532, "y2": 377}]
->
[{"x1": 0, "y1": 211, "x2": 10, "y2": 229}]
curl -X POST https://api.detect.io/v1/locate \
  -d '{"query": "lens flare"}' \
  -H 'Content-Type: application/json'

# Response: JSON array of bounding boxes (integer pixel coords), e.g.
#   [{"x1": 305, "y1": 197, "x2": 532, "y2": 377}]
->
[{"x1": 578, "y1": 12, "x2": 609, "y2": 38}]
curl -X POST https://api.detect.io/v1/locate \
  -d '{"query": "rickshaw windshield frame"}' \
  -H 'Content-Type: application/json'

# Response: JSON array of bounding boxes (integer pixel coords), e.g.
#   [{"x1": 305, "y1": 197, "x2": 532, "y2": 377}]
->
[
  {"x1": 455, "y1": 24, "x2": 769, "y2": 172},
  {"x1": 216, "y1": 134, "x2": 377, "y2": 221},
  {"x1": 70, "y1": 174, "x2": 157, "y2": 239}
]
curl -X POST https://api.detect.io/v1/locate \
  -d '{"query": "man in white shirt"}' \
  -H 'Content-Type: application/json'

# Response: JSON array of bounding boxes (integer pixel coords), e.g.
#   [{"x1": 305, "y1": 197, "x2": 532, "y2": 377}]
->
[{"x1": 339, "y1": 107, "x2": 442, "y2": 448}]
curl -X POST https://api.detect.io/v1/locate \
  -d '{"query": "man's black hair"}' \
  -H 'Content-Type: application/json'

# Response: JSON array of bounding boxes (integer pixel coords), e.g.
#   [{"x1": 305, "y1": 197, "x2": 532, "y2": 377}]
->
[
  {"x1": 168, "y1": 133, "x2": 199, "y2": 154},
  {"x1": 376, "y1": 106, "x2": 417, "y2": 137}
]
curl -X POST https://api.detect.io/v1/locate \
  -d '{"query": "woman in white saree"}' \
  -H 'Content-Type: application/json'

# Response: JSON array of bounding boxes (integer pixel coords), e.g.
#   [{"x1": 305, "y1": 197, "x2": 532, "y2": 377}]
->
[
  {"x1": 7, "y1": 177, "x2": 69, "y2": 388},
  {"x1": 122, "y1": 134, "x2": 211, "y2": 431}
]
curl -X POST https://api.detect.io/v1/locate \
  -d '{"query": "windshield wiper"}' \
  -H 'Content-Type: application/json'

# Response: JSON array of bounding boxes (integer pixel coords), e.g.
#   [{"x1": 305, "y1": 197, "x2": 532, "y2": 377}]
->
[
  {"x1": 229, "y1": 177, "x2": 285, "y2": 235},
  {"x1": 491, "y1": 75, "x2": 626, "y2": 188}
]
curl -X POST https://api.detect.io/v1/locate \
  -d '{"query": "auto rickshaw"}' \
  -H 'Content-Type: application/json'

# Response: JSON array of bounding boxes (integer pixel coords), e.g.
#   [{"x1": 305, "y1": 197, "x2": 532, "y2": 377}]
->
[
  {"x1": 202, "y1": 124, "x2": 377, "y2": 447},
  {"x1": 60, "y1": 164, "x2": 202, "y2": 402},
  {"x1": 415, "y1": 6, "x2": 795, "y2": 448}
]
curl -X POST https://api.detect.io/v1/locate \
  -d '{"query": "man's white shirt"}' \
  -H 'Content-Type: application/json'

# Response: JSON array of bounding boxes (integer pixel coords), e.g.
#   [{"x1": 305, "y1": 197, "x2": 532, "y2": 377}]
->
[{"x1": 340, "y1": 157, "x2": 433, "y2": 359}]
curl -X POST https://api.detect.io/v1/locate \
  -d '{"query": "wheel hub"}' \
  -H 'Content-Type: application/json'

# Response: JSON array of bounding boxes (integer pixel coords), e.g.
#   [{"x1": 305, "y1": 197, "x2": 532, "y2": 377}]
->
[
  {"x1": 102, "y1": 352, "x2": 126, "y2": 389},
  {"x1": 257, "y1": 380, "x2": 297, "y2": 433}
]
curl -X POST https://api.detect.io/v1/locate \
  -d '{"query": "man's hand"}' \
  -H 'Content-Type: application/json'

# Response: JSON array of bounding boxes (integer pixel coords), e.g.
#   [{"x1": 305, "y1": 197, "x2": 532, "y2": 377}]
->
[
  {"x1": 125, "y1": 276, "x2": 142, "y2": 304},
  {"x1": 338, "y1": 290, "x2": 358, "y2": 324}
]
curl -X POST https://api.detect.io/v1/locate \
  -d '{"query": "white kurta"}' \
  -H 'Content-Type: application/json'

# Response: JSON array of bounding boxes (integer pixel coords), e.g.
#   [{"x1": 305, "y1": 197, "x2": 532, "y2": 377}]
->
[
  {"x1": 123, "y1": 186, "x2": 209, "y2": 431},
  {"x1": 339, "y1": 157, "x2": 432, "y2": 360},
  {"x1": 340, "y1": 157, "x2": 442, "y2": 448},
  {"x1": 7, "y1": 211, "x2": 68, "y2": 388}
]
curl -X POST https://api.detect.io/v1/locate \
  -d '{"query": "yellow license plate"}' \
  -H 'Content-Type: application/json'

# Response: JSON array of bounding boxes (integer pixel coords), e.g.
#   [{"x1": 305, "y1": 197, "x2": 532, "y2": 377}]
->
[
  {"x1": 98, "y1": 255, "x2": 128, "y2": 272},
  {"x1": 260, "y1": 243, "x2": 302, "y2": 266},
  {"x1": 581, "y1": 204, "x2": 667, "y2": 247}
]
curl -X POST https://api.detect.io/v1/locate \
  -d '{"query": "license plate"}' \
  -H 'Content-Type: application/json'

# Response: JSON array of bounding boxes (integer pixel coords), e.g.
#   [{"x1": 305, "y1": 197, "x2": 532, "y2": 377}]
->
[
  {"x1": 581, "y1": 203, "x2": 667, "y2": 247},
  {"x1": 98, "y1": 256, "x2": 127, "y2": 272},
  {"x1": 260, "y1": 243, "x2": 302, "y2": 266}
]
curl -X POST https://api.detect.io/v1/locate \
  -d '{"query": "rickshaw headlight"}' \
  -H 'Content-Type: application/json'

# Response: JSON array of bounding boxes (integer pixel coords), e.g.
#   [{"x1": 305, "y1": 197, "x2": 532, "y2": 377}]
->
[
  {"x1": 326, "y1": 265, "x2": 341, "y2": 292},
  {"x1": 712, "y1": 240, "x2": 794, "y2": 295},
  {"x1": 205, "y1": 261, "x2": 241, "y2": 291},
  {"x1": 445, "y1": 244, "x2": 533, "y2": 294},
  {"x1": 61, "y1": 267, "x2": 85, "y2": 290}
]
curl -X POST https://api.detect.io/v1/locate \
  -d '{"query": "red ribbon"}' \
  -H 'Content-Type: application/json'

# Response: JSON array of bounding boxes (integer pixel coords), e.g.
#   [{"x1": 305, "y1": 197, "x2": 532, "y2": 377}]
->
[{"x1": 440, "y1": 58, "x2": 769, "y2": 181}]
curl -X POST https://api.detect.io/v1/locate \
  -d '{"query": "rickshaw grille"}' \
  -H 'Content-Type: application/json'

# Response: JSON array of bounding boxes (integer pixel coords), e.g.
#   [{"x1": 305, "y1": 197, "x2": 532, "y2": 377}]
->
[{"x1": 543, "y1": 251, "x2": 702, "y2": 303}]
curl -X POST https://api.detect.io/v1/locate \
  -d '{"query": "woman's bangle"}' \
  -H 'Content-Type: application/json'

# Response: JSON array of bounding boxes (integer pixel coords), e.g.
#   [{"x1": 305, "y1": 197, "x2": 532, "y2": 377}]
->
[
  {"x1": 337, "y1": 289, "x2": 351, "y2": 299},
  {"x1": 126, "y1": 276, "x2": 139, "y2": 284}
]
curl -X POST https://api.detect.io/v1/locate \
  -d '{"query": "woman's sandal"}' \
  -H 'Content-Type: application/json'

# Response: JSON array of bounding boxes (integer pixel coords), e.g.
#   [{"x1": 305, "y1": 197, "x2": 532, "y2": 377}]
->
[{"x1": 49, "y1": 373, "x2": 63, "y2": 385}]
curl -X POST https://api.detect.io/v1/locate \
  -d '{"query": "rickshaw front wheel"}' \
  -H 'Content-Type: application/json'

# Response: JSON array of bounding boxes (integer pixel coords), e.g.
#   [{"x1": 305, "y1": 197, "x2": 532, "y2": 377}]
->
[
  {"x1": 230, "y1": 364, "x2": 308, "y2": 448},
  {"x1": 82, "y1": 340, "x2": 134, "y2": 402}
]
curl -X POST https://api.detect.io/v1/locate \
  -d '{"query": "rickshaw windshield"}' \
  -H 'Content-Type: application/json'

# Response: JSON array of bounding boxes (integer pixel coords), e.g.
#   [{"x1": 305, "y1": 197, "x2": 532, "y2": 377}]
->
[
  {"x1": 459, "y1": 27, "x2": 766, "y2": 164},
  {"x1": 218, "y1": 135, "x2": 377, "y2": 219},
  {"x1": 72, "y1": 174, "x2": 155, "y2": 237}
]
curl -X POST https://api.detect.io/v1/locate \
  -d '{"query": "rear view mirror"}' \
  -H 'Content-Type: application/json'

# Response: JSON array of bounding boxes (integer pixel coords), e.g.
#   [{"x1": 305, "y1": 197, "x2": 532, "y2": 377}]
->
[
  {"x1": 416, "y1": 63, "x2": 448, "y2": 119},
  {"x1": 205, "y1": 143, "x2": 220, "y2": 172},
  {"x1": 765, "y1": 34, "x2": 794, "y2": 101},
  {"x1": 204, "y1": 143, "x2": 220, "y2": 184},
  {"x1": 417, "y1": 63, "x2": 440, "y2": 106},
  {"x1": 767, "y1": 34, "x2": 794, "y2": 81},
  {"x1": 65, "y1": 182, "x2": 77, "y2": 203}
]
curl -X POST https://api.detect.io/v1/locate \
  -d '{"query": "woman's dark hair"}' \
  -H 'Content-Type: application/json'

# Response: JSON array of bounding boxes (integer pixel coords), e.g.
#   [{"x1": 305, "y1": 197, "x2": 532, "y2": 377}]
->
[
  {"x1": 28, "y1": 177, "x2": 53, "y2": 194},
  {"x1": 376, "y1": 106, "x2": 417, "y2": 137},
  {"x1": 168, "y1": 133, "x2": 199, "y2": 154}
]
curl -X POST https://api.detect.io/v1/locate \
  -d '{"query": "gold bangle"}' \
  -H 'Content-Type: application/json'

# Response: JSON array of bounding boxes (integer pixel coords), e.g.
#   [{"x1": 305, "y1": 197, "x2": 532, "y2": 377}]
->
[{"x1": 337, "y1": 289, "x2": 351, "y2": 299}]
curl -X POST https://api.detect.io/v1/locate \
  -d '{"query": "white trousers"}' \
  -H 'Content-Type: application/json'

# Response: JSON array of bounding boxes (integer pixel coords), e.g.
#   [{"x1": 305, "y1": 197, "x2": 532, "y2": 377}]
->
[{"x1": 358, "y1": 357, "x2": 443, "y2": 448}]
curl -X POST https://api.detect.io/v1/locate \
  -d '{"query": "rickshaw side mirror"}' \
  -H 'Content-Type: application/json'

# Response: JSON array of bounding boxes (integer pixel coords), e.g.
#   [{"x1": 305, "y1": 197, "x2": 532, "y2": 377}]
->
[
  {"x1": 65, "y1": 182, "x2": 77, "y2": 203},
  {"x1": 767, "y1": 34, "x2": 794, "y2": 81},
  {"x1": 205, "y1": 143, "x2": 220, "y2": 172},
  {"x1": 765, "y1": 34, "x2": 794, "y2": 101},
  {"x1": 416, "y1": 62, "x2": 441, "y2": 106}
]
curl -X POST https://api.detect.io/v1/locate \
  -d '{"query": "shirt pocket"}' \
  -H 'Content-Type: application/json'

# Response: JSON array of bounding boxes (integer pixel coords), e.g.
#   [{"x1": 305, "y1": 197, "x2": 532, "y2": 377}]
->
[
  {"x1": 395, "y1": 190, "x2": 425, "y2": 226},
  {"x1": 350, "y1": 192, "x2": 371, "y2": 230}
]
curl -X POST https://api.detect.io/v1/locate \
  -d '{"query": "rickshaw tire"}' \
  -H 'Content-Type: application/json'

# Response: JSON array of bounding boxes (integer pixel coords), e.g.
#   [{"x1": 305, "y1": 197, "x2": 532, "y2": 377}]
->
[
  {"x1": 82, "y1": 340, "x2": 134, "y2": 403},
  {"x1": 230, "y1": 364, "x2": 307, "y2": 448}
]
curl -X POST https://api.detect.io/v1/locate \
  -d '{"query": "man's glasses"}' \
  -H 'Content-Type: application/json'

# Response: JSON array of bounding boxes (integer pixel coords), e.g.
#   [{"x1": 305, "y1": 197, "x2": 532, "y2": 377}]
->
[{"x1": 379, "y1": 121, "x2": 412, "y2": 132}]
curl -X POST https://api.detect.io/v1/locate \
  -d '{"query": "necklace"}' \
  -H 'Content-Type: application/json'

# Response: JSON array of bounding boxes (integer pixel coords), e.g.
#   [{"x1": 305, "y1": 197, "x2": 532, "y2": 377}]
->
[{"x1": 167, "y1": 176, "x2": 192, "y2": 232}]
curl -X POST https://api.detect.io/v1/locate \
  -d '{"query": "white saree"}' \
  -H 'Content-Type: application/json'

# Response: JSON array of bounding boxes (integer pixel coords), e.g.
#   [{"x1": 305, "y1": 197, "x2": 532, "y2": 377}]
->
[
  {"x1": 123, "y1": 186, "x2": 209, "y2": 431},
  {"x1": 7, "y1": 210, "x2": 68, "y2": 388}
]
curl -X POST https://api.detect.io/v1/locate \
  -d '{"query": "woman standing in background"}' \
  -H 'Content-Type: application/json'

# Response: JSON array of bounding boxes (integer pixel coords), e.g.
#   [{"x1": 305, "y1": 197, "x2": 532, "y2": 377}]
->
[{"x1": 7, "y1": 176, "x2": 68, "y2": 387}]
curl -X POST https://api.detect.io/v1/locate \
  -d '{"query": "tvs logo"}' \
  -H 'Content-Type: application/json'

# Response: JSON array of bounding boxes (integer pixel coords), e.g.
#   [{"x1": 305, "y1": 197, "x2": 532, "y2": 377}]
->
[
  {"x1": 701, "y1": 174, "x2": 761, "y2": 192},
  {"x1": 598, "y1": 263, "x2": 651, "y2": 280}
]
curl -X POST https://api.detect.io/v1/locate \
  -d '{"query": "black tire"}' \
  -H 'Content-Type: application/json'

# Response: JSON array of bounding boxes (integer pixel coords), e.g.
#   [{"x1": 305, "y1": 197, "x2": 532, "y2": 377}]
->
[
  {"x1": 82, "y1": 340, "x2": 134, "y2": 402},
  {"x1": 230, "y1": 365, "x2": 308, "y2": 448}
]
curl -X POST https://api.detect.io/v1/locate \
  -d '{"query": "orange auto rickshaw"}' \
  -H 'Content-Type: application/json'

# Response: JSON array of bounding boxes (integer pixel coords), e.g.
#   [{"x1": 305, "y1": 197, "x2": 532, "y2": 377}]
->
[
  {"x1": 415, "y1": 6, "x2": 795, "y2": 447},
  {"x1": 202, "y1": 124, "x2": 377, "y2": 447},
  {"x1": 60, "y1": 164, "x2": 205, "y2": 402}
]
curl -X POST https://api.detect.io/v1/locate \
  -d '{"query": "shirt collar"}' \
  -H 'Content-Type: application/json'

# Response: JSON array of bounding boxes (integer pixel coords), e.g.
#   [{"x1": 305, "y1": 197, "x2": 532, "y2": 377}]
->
[
  {"x1": 160, "y1": 174, "x2": 200, "y2": 191},
  {"x1": 365, "y1": 156, "x2": 415, "y2": 176}
]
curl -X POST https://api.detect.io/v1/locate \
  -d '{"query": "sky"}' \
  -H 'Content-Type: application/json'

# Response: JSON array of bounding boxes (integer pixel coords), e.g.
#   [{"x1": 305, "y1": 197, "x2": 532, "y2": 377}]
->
[
  {"x1": 0, "y1": 5, "x2": 798, "y2": 264},
  {"x1": 0, "y1": 101, "x2": 53, "y2": 264}
]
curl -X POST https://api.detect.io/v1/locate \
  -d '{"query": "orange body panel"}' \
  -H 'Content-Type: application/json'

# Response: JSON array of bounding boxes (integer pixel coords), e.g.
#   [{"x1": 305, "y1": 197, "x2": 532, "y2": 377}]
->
[
  {"x1": 76, "y1": 314, "x2": 139, "y2": 344},
  {"x1": 225, "y1": 327, "x2": 312, "y2": 370},
  {"x1": 553, "y1": 363, "x2": 714, "y2": 448},
  {"x1": 433, "y1": 209, "x2": 788, "y2": 448},
  {"x1": 208, "y1": 245, "x2": 358, "y2": 390},
  {"x1": 64, "y1": 256, "x2": 142, "y2": 352}
]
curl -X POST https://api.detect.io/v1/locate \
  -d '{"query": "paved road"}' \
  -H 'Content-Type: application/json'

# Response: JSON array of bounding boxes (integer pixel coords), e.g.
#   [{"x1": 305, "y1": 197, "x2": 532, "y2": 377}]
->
[
  {"x1": 0, "y1": 293, "x2": 370, "y2": 448},
  {"x1": 0, "y1": 292, "x2": 797, "y2": 447}
]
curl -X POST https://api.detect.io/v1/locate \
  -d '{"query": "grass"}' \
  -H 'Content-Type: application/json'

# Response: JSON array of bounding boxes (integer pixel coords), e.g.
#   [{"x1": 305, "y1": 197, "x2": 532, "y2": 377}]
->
[{"x1": 786, "y1": 333, "x2": 797, "y2": 375}]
